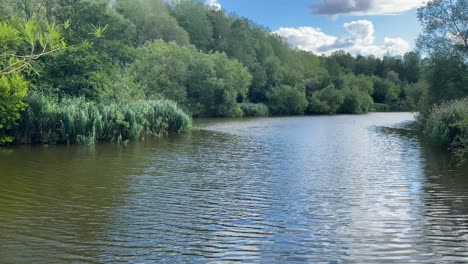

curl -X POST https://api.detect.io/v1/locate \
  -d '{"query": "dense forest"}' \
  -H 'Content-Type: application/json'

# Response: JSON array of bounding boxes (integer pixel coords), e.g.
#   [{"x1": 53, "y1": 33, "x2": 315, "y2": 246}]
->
[{"x1": 0, "y1": 0, "x2": 466, "y2": 152}]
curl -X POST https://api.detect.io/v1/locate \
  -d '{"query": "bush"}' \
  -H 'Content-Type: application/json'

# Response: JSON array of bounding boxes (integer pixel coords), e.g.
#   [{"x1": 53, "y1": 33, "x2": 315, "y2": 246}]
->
[
  {"x1": 422, "y1": 98, "x2": 468, "y2": 159},
  {"x1": 339, "y1": 88, "x2": 374, "y2": 114},
  {"x1": 308, "y1": 85, "x2": 344, "y2": 114},
  {"x1": 240, "y1": 102, "x2": 269, "y2": 117},
  {"x1": 0, "y1": 74, "x2": 28, "y2": 144},
  {"x1": 15, "y1": 93, "x2": 191, "y2": 145},
  {"x1": 268, "y1": 85, "x2": 308, "y2": 115}
]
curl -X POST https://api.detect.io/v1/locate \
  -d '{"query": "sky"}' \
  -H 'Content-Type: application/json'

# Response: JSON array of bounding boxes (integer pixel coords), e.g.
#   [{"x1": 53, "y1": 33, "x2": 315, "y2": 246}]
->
[{"x1": 205, "y1": 0, "x2": 426, "y2": 57}]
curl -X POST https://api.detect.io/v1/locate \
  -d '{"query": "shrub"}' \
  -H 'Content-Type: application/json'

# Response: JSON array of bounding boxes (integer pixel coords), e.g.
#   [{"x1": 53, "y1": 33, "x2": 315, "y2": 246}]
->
[
  {"x1": 308, "y1": 85, "x2": 344, "y2": 114},
  {"x1": 339, "y1": 88, "x2": 374, "y2": 114},
  {"x1": 422, "y1": 98, "x2": 468, "y2": 159},
  {"x1": 268, "y1": 85, "x2": 308, "y2": 115},
  {"x1": 0, "y1": 74, "x2": 28, "y2": 144}
]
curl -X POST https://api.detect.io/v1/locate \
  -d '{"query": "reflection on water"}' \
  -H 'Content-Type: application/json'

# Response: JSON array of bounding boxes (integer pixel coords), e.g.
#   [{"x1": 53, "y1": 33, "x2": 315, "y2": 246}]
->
[{"x1": 0, "y1": 113, "x2": 467, "y2": 263}]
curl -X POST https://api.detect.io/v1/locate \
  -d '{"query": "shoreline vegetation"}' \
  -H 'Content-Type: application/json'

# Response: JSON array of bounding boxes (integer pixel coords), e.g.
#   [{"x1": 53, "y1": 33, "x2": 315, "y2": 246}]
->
[
  {"x1": 0, "y1": 0, "x2": 466, "y2": 160},
  {"x1": 420, "y1": 99, "x2": 468, "y2": 161},
  {"x1": 16, "y1": 93, "x2": 192, "y2": 145}
]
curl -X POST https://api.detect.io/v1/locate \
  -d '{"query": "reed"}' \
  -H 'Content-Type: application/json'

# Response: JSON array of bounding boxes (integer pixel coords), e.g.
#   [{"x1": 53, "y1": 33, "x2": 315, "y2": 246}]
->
[{"x1": 16, "y1": 93, "x2": 192, "y2": 145}]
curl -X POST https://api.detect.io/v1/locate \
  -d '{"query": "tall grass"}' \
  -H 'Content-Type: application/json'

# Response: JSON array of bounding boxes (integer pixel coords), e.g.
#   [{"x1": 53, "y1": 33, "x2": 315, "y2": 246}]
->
[
  {"x1": 239, "y1": 102, "x2": 269, "y2": 117},
  {"x1": 16, "y1": 93, "x2": 192, "y2": 145},
  {"x1": 421, "y1": 98, "x2": 468, "y2": 159}
]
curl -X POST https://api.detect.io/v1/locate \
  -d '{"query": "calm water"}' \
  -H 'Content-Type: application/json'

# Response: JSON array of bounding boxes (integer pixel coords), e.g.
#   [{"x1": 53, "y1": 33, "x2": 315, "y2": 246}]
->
[{"x1": 1, "y1": 113, "x2": 468, "y2": 263}]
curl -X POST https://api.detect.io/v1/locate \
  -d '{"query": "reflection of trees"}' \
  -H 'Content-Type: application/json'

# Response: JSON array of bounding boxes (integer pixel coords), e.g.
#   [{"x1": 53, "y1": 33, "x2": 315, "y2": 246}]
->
[
  {"x1": 418, "y1": 143, "x2": 468, "y2": 260},
  {"x1": 387, "y1": 123, "x2": 468, "y2": 213},
  {"x1": 421, "y1": 141, "x2": 468, "y2": 215}
]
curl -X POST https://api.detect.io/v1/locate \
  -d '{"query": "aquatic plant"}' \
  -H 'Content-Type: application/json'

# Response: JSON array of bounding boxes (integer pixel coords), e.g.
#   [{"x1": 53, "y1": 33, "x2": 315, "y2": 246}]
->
[{"x1": 15, "y1": 93, "x2": 191, "y2": 145}]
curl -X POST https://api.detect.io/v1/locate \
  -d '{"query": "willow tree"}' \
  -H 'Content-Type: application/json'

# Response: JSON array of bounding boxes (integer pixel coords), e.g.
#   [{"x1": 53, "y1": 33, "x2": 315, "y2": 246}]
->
[
  {"x1": 417, "y1": 0, "x2": 468, "y2": 107},
  {"x1": 417, "y1": 0, "x2": 468, "y2": 56}
]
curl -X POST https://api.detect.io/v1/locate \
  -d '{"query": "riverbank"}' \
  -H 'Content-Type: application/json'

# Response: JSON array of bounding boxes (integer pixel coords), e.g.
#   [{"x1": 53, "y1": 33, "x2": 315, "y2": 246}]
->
[
  {"x1": 419, "y1": 98, "x2": 468, "y2": 161},
  {"x1": 5, "y1": 94, "x2": 192, "y2": 145}
]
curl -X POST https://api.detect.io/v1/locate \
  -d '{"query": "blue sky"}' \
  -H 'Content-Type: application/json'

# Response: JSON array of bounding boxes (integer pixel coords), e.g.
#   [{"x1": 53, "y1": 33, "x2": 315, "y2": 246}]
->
[{"x1": 206, "y1": 0, "x2": 425, "y2": 57}]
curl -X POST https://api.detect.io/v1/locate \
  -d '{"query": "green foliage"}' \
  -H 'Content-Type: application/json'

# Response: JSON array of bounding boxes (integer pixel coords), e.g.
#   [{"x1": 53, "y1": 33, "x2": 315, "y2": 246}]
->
[
  {"x1": 417, "y1": 0, "x2": 468, "y2": 56},
  {"x1": 401, "y1": 52, "x2": 421, "y2": 83},
  {"x1": 422, "y1": 98, "x2": 468, "y2": 159},
  {"x1": 0, "y1": 19, "x2": 66, "y2": 75},
  {"x1": 415, "y1": 0, "x2": 468, "y2": 162},
  {"x1": 132, "y1": 40, "x2": 251, "y2": 117},
  {"x1": 268, "y1": 85, "x2": 308, "y2": 115},
  {"x1": 400, "y1": 81, "x2": 427, "y2": 110},
  {"x1": 0, "y1": 18, "x2": 65, "y2": 144},
  {"x1": 308, "y1": 85, "x2": 344, "y2": 114},
  {"x1": 372, "y1": 77, "x2": 399, "y2": 104},
  {"x1": 52, "y1": 0, "x2": 135, "y2": 45},
  {"x1": 3, "y1": 0, "x2": 452, "y2": 147},
  {"x1": 115, "y1": 0, "x2": 190, "y2": 46},
  {"x1": 0, "y1": 74, "x2": 28, "y2": 143},
  {"x1": 340, "y1": 88, "x2": 374, "y2": 114},
  {"x1": 171, "y1": 0, "x2": 213, "y2": 51},
  {"x1": 210, "y1": 52, "x2": 252, "y2": 117},
  {"x1": 33, "y1": 42, "x2": 107, "y2": 100},
  {"x1": 425, "y1": 54, "x2": 468, "y2": 106},
  {"x1": 16, "y1": 93, "x2": 191, "y2": 145},
  {"x1": 239, "y1": 102, "x2": 269, "y2": 117},
  {"x1": 131, "y1": 40, "x2": 191, "y2": 103}
]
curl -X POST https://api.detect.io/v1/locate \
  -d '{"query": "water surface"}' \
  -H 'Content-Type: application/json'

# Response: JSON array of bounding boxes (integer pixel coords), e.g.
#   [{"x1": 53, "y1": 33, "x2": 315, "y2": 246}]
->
[{"x1": 1, "y1": 113, "x2": 467, "y2": 263}]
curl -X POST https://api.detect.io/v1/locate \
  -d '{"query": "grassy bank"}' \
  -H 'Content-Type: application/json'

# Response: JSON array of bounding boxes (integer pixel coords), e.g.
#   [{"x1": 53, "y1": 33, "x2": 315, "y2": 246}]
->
[
  {"x1": 14, "y1": 93, "x2": 192, "y2": 145},
  {"x1": 420, "y1": 98, "x2": 468, "y2": 160}
]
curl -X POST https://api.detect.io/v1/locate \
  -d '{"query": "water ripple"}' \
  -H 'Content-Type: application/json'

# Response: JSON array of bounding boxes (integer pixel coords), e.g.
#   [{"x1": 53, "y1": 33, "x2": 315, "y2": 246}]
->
[{"x1": 1, "y1": 113, "x2": 468, "y2": 263}]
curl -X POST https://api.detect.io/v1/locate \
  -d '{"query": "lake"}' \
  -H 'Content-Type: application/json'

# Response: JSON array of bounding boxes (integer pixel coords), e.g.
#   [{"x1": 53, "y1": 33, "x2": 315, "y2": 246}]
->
[{"x1": 1, "y1": 113, "x2": 467, "y2": 263}]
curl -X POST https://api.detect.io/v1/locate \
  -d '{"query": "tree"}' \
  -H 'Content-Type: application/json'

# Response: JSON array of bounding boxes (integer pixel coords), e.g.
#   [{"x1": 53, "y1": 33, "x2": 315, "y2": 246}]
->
[
  {"x1": 209, "y1": 52, "x2": 252, "y2": 117},
  {"x1": 268, "y1": 85, "x2": 308, "y2": 115},
  {"x1": 207, "y1": 9, "x2": 232, "y2": 51},
  {"x1": 372, "y1": 77, "x2": 399, "y2": 104},
  {"x1": 425, "y1": 54, "x2": 468, "y2": 105},
  {"x1": 417, "y1": 0, "x2": 468, "y2": 108},
  {"x1": 308, "y1": 85, "x2": 344, "y2": 114},
  {"x1": 0, "y1": 19, "x2": 64, "y2": 143},
  {"x1": 401, "y1": 52, "x2": 421, "y2": 83},
  {"x1": 340, "y1": 88, "x2": 374, "y2": 114},
  {"x1": 171, "y1": 0, "x2": 213, "y2": 51},
  {"x1": 330, "y1": 51, "x2": 355, "y2": 73},
  {"x1": 131, "y1": 40, "x2": 191, "y2": 104},
  {"x1": 354, "y1": 55, "x2": 377, "y2": 76},
  {"x1": 417, "y1": 0, "x2": 468, "y2": 56},
  {"x1": 34, "y1": 41, "x2": 111, "y2": 100},
  {"x1": 115, "y1": 0, "x2": 190, "y2": 46}
]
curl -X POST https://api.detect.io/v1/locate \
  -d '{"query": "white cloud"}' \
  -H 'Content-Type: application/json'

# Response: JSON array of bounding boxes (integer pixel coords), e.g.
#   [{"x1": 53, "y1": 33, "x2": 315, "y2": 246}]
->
[
  {"x1": 274, "y1": 20, "x2": 410, "y2": 57},
  {"x1": 312, "y1": 0, "x2": 427, "y2": 16},
  {"x1": 274, "y1": 27, "x2": 337, "y2": 53},
  {"x1": 344, "y1": 20, "x2": 374, "y2": 45},
  {"x1": 384, "y1": 37, "x2": 410, "y2": 56},
  {"x1": 205, "y1": 0, "x2": 222, "y2": 11}
]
